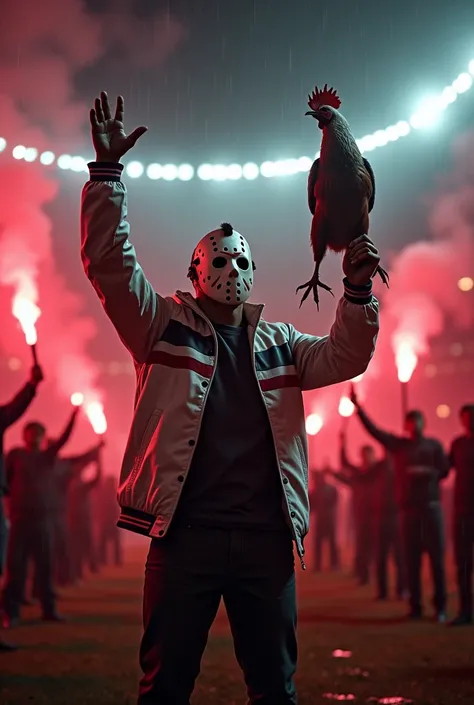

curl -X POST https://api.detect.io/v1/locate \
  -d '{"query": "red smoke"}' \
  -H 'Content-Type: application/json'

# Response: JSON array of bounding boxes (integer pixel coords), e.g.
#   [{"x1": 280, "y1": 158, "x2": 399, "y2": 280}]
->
[
  {"x1": 0, "y1": 1, "x2": 185, "y2": 413},
  {"x1": 373, "y1": 133, "x2": 474, "y2": 386}
]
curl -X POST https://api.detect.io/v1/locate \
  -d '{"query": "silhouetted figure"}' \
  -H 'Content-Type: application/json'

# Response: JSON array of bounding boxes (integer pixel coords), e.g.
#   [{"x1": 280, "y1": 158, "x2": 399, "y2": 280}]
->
[
  {"x1": 69, "y1": 456, "x2": 102, "y2": 582},
  {"x1": 1, "y1": 409, "x2": 102, "y2": 625},
  {"x1": 310, "y1": 467, "x2": 339, "y2": 572},
  {"x1": 30, "y1": 445, "x2": 104, "y2": 600},
  {"x1": 448, "y1": 404, "x2": 474, "y2": 627},
  {"x1": 333, "y1": 434, "x2": 376, "y2": 586},
  {"x1": 352, "y1": 390, "x2": 449, "y2": 622},
  {"x1": 98, "y1": 476, "x2": 123, "y2": 567},
  {"x1": 0, "y1": 365, "x2": 43, "y2": 650},
  {"x1": 81, "y1": 92, "x2": 379, "y2": 704},
  {"x1": 371, "y1": 452, "x2": 406, "y2": 600}
]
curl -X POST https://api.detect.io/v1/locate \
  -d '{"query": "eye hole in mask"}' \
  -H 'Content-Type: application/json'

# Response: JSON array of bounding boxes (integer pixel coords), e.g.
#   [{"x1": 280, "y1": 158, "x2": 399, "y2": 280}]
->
[
  {"x1": 212, "y1": 256, "x2": 227, "y2": 268},
  {"x1": 236, "y1": 256, "x2": 249, "y2": 270}
]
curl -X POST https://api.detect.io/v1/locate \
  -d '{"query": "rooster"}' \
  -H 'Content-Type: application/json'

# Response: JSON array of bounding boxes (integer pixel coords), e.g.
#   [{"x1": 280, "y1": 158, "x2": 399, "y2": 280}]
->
[{"x1": 296, "y1": 84, "x2": 389, "y2": 308}]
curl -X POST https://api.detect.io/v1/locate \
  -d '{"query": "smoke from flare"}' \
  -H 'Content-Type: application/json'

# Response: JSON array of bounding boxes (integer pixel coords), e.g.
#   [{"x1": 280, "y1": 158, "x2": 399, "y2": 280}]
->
[
  {"x1": 86, "y1": 401, "x2": 107, "y2": 435},
  {"x1": 379, "y1": 132, "x2": 474, "y2": 383},
  {"x1": 12, "y1": 292, "x2": 41, "y2": 346},
  {"x1": 0, "y1": 0, "x2": 185, "y2": 407},
  {"x1": 394, "y1": 337, "x2": 418, "y2": 383}
]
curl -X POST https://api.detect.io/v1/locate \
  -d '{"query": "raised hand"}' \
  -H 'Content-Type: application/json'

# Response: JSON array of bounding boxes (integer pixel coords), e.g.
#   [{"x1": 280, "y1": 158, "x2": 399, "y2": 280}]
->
[
  {"x1": 343, "y1": 234, "x2": 380, "y2": 286},
  {"x1": 90, "y1": 92, "x2": 147, "y2": 163},
  {"x1": 30, "y1": 364, "x2": 44, "y2": 386}
]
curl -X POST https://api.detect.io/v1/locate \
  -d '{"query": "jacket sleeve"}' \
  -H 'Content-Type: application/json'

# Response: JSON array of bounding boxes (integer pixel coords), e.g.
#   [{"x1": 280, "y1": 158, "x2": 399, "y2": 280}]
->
[
  {"x1": 356, "y1": 406, "x2": 404, "y2": 453},
  {"x1": 289, "y1": 282, "x2": 379, "y2": 391},
  {"x1": 0, "y1": 382, "x2": 37, "y2": 432},
  {"x1": 81, "y1": 163, "x2": 172, "y2": 363}
]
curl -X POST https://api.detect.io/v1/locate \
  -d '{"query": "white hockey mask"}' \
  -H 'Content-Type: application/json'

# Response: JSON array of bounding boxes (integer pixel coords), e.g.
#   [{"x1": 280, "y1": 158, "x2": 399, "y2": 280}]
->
[{"x1": 190, "y1": 224, "x2": 254, "y2": 305}]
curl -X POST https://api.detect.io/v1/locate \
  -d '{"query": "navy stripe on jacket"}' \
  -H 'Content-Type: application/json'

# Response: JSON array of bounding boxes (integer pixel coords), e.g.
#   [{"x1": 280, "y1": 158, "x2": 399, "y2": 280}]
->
[
  {"x1": 254, "y1": 342, "x2": 294, "y2": 372},
  {"x1": 147, "y1": 319, "x2": 295, "y2": 374}
]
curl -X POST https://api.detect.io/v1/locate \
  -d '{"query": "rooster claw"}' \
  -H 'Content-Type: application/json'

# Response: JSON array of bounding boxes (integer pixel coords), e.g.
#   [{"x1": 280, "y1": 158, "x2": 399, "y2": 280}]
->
[
  {"x1": 296, "y1": 277, "x2": 333, "y2": 309},
  {"x1": 376, "y1": 265, "x2": 390, "y2": 287}
]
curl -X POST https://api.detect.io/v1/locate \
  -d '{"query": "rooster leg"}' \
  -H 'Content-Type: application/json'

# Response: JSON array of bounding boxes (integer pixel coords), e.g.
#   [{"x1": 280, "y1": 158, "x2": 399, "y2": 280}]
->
[
  {"x1": 376, "y1": 265, "x2": 390, "y2": 287},
  {"x1": 296, "y1": 262, "x2": 334, "y2": 309}
]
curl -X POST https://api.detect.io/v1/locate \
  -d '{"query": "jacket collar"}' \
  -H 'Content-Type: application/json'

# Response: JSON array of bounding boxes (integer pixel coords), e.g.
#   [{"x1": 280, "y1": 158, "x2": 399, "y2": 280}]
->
[{"x1": 175, "y1": 290, "x2": 265, "y2": 328}]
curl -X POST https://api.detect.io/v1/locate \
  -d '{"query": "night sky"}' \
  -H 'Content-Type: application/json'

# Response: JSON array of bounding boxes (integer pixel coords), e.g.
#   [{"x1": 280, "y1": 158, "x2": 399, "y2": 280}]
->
[{"x1": 79, "y1": 0, "x2": 474, "y2": 161}]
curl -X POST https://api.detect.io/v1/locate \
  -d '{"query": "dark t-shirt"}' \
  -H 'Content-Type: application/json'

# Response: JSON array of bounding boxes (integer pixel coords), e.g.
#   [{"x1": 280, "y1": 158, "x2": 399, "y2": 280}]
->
[
  {"x1": 449, "y1": 435, "x2": 474, "y2": 516},
  {"x1": 357, "y1": 409, "x2": 449, "y2": 510},
  {"x1": 174, "y1": 322, "x2": 287, "y2": 530},
  {"x1": 371, "y1": 457, "x2": 398, "y2": 519},
  {"x1": 69, "y1": 479, "x2": 95, "y2": 529},
  {"x1": 333, "y1": 468, "x2": 375, "y2": 522},
  {"x1": 6, "y1": 448, "x2": 71, "y2": 522}
]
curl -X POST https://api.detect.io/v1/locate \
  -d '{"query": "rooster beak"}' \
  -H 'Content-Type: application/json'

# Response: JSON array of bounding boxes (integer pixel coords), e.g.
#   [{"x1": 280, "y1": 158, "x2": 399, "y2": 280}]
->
[{"x1": 305, "y1": 111, "x2": 318, "y2": 117}]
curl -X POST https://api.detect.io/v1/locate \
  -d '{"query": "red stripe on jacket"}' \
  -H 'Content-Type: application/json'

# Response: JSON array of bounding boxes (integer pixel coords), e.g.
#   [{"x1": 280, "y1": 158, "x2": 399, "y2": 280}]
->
[
  {"x1": 259, "y1": 374, "x2": 300, "y2": 392},
  {"x1": 147, "y1": 350, "x2": 214, "y2": 378}
]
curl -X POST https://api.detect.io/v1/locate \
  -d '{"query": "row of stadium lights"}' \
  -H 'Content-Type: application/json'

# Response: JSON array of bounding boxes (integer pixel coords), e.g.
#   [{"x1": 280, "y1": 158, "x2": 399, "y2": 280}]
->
[{"x1": 0, "y1": 62, "x2": 473, "y2": 182}]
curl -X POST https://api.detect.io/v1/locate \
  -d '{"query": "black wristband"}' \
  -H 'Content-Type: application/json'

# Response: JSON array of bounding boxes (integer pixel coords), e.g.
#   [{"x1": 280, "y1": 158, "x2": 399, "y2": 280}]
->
[
  {"x1": 343, "y1": 277, "x2": 373, "y2": 306},
  {"x1": 88, "y1": 162, "x2": 124, "y2": 182}
]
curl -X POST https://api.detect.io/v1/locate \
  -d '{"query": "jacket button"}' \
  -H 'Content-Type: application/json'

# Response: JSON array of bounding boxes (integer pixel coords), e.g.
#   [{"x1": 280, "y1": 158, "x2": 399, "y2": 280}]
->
[
  {"x1": 158, "y1": 530, "x2": 164, "y2": 536},
  {"x1": 290, "y1": 511, "x2": 296, "y2": 518},
  {"x1": 207, "y1": 349, "x2": 213, "y2": 356},
  {"x1": 202, "y1": 381, "x2": 208, "y2": 388},
  {"x1": 178, "y1": 475, "x2": 184, "y2": 482},
  {"x1": 283, "y1": 477, "x2": 289, "y2": 484},
  {"x1": 188, "y1": 439, "x2": 195, "y2": 446}
]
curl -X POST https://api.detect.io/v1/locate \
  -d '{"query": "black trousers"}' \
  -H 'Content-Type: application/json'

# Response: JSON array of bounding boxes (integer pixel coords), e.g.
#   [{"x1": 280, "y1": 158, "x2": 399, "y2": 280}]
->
[
  {"x1": 30, "y1": 516, "x2": 71, "y2": 599},
  {"x1": 314, "y1": 520, "x2": 339, "y2": 571},
  {"x1": 2, "y1": 518, "x2": 56, "y2": 618},
  {"x1": 453, "y1": 514, "x2": 474, "y2": 618},
  {"x1": 354, "y1": 519, "x2": 373, "y2": 585},
  {"x1": 374, "y1": 515, "x2": 406, "y2": 599},
  {"x1": 138, "y1": 526, "x2": 298, "y2": 705},
  {"x1": 54, "y1": 516, "x2": 73, "y2": 586},
  {"x1": 401, "y1": 504, "x2": 446, "y2": 615}
]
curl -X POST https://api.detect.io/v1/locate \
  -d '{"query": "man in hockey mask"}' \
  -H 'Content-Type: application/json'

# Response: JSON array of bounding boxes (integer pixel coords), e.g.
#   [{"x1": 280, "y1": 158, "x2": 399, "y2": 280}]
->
[
  {"x1": 81, "y1": 91, "x2": 381, "y2": 704},
  {"x1": 187, "y1": 222, "x2": 256, "y2": 320}
]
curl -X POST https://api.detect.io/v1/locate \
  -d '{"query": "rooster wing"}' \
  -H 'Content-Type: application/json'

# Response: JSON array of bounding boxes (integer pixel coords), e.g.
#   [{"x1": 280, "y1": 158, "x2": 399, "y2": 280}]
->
[{"x1": 307, "y1": 156, "x2": 376, "y2": 216}]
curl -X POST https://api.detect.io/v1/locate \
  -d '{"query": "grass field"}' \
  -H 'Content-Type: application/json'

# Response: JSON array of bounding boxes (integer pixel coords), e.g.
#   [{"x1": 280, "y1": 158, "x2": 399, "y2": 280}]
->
[{"x1": 1, "y1": 544, "x2": 473, "y2": 705}]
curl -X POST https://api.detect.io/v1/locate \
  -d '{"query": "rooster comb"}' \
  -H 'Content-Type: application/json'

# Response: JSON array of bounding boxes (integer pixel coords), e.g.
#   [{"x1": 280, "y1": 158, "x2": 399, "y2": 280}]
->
[{"x1": 307, "y1": 84, "x2": 341, "y2": 111}]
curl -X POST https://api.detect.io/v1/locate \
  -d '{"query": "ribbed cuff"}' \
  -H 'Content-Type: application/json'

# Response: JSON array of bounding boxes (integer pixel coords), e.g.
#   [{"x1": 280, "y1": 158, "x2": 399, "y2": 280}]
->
[
  {"x1": 88, "y1": 161, "x2": 124, "y2": 182},
  {"x1": 343, "y1": 277, "x2": 373, "y2": 305}
]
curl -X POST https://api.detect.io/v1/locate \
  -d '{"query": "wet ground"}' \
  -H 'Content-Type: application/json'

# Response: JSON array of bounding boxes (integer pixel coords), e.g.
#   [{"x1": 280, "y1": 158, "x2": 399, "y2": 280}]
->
[{"x1": 1, "y1": 548, "x2": 472, "y2": 704}]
